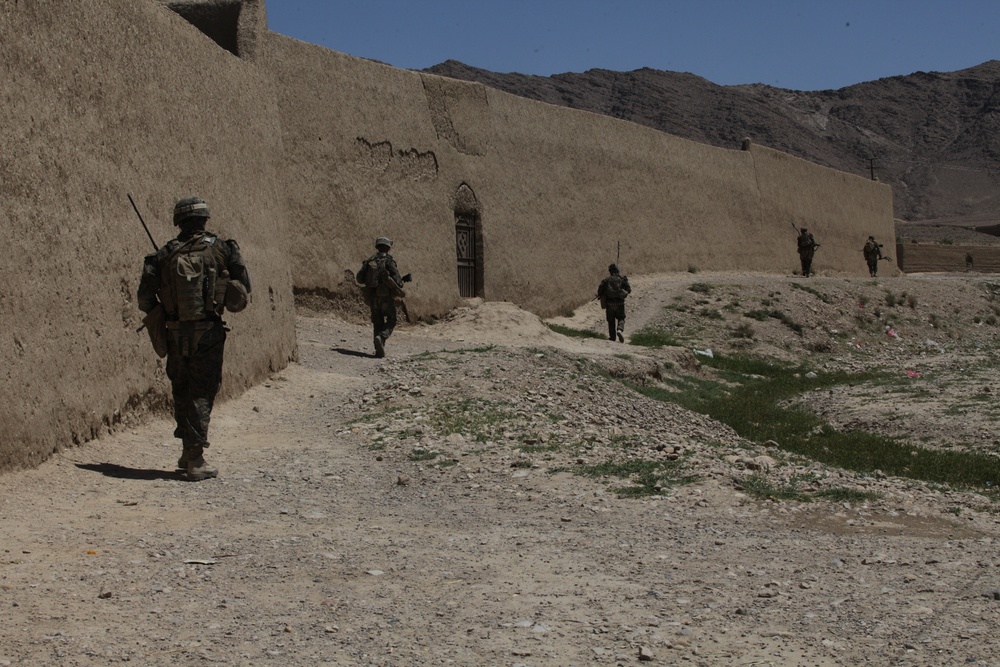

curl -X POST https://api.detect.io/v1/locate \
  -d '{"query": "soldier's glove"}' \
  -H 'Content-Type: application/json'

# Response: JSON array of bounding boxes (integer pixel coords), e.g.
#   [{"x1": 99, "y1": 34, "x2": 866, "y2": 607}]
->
[{"x1": 401, "y1": 273, "x2": 413, "y2": 283}]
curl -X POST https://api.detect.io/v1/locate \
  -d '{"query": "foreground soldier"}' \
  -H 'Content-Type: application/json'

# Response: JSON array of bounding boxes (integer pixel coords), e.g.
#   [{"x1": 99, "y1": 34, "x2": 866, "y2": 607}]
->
[
  {"x1": 796, "y1": 227, "x2": 818, "y2": 277},
  {"x1": 597, "y1": 263, "x2": 632, "y2": 342},
  {"x1": 862, "y1": 235, "x2": 884, "y2": 277},
  {"x1": 356, "y1": 236, "x2": 411, "y2": 358},
  {"x1": 137, "y1": 196, "x2": 251, "y2": 480}
]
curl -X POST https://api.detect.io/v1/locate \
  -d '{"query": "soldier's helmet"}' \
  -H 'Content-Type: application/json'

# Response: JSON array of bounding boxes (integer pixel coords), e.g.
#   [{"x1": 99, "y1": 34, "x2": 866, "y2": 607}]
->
[
  {"x1": 173, "y1": 196, "x2": 210, "y2": 226},
  {"x1": 801, "y1": 228, "x2": 808, "y2": 233},
  {"x1": 869, "y1": 235, "x2": 875, "y2": 241},
  {"x1": 375, "y1": 236, "x2": 393, "y2": 249},
  {"x1": 609, "y1": 263, "x2": 619, "y2": 274}
]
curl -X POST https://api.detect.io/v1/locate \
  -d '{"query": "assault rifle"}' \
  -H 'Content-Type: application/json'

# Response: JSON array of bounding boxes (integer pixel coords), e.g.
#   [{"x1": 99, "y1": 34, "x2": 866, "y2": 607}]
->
[
  {"x1": 128, "y1": 193, "x2": 163, "y2": 344},
  {"x1": 128, "y1": 192, "x2": 158, "y2": 251}
]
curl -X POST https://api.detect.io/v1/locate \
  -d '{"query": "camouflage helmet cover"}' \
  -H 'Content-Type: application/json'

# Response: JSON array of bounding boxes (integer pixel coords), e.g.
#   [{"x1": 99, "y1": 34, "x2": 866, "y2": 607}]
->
[
  {"x1": 375, "y1": 236, "x2": 393, "y2": 249},
  {"x1": 173, "y1": 196, "x2": 210, "y2": 225},
  {"x1": 608, "y1": 263, "x2": 619, "y2": 274}
]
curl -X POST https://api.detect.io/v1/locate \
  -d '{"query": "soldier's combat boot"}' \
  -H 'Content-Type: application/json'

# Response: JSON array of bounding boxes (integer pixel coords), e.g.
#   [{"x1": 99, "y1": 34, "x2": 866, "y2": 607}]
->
[
  {"x1": 185, "y1": 446, "x2": 218, "y2": 481},
  {"x1": 617, "y1": 330, "x2": 625, "y2": 343},
  {"x1": 374, "y1": 334, "x2": 385, "y2": 358},
  {"x1": 177, "y1": 448, "x2": 190, "y2": 471}
]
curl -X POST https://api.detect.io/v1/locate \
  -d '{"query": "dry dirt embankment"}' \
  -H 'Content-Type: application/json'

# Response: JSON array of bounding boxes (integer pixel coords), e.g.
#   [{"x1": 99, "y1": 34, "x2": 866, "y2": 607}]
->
[{"x1": 1, "y1": 273, "x2": 998, "y2": 666}]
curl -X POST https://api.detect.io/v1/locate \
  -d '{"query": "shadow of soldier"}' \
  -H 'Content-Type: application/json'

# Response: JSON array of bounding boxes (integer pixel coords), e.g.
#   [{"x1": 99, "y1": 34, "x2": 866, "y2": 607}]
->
[
  {"x1": 331, "y1": 347, "x2": 380, "y2": 359},
  {"x1": 75, "y1": 462, "x2": 181, "y2": 481}
]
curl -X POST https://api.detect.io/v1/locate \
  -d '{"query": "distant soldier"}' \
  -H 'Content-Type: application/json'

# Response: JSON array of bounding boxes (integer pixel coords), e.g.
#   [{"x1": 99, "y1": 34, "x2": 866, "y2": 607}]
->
[
  {"x1": 356, "y1": 236, "x2": 411, "y2": 358},
  {"x1": 796, "y1": 227, "x2": 818, "y2": 277},
  {"x1": 597, "y1": 263, "x2": 632, "y2": 342},
  {"x1": 137, "y1": 196, "x2": 252, "y2": 481},
  {"x1": 862, "y1": 235, "x2": 884, "y2": 277}
]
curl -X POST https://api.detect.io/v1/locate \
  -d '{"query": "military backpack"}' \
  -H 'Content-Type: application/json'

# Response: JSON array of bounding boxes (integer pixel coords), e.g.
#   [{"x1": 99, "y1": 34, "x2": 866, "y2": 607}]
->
[
  {"x1": 159, "y1": 233, "x2": 228, "y2": 321},
  {"x1": 604, "y1": 274, "x2": 626, "y2": 300},
  {"x1": 364, "y1": 255, "x2": 391, "y2": 290}
]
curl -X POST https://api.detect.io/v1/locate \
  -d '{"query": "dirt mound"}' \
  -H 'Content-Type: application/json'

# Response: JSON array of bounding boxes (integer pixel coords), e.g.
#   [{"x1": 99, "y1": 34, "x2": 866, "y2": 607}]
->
[{"x1": 416, "y1": 299, "x2": 565, "y2": 345}]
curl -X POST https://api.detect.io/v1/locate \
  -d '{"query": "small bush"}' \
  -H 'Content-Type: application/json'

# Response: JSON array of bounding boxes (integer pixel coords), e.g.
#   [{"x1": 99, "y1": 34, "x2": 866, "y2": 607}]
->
[
  {"x1": 687, "y1": 265, "x2": 699, "y2": 274},
  {"x1": 884, "y1": 291, "x2": 899, "y2": 307},
  {"x1": 906, "y1": 294, "x2": 918, "y2": 309},
  {"x1": 805, "y1": 340, "x2": 833, "y2": 353},
  {"x1": 941, "y1": 238, "x2": 954, "y2": 245},
  {"x1": 688, "y1": 282, "x2": 713, "y2": 294},
  {"x1": 732, "y1": 323, "x2": 755, "y2": 339}
]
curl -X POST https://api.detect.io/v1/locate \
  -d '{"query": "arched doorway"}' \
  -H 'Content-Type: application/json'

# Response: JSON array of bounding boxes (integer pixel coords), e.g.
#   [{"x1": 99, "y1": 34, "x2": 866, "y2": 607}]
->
[{"x1": 454, "y1": 184, "x2": 484, "y2": 298}]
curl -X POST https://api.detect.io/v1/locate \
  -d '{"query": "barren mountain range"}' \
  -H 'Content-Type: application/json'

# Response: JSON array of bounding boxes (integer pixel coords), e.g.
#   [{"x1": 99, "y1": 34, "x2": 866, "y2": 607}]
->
[{"x1": 426, "y1": 59, "x2": 1000, "y2": 225}]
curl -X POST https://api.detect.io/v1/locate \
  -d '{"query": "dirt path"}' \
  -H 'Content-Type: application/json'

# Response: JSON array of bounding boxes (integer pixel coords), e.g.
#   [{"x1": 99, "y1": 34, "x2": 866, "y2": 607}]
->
[{"x1": 1, "y1": 275, "x2": 999, "y2": 666}]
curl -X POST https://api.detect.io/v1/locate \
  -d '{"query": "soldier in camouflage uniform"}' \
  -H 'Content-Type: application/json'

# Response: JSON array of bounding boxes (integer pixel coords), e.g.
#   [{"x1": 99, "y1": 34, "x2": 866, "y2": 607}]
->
[
  {"x1": 797, "y1": 227, "x2": 818, "y2": 277},
  {"x1": 597, "y1": 263, "x2": 632, "y2": 342},
  {"x1": 137, "y1": 196, "x2": 252, "y2": 481},
  {"x1": 862, "y1": 235, "x2": 884, "y2": 277},
  {"x1": 356, "y1": 236, "x2": 411, "y2": 358}
]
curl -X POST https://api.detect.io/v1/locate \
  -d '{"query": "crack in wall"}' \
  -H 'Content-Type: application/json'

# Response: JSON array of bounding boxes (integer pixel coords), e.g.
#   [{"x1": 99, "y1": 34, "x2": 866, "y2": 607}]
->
[{"x1": 355, "y1": 137, "x2": 438, "y2": 181}]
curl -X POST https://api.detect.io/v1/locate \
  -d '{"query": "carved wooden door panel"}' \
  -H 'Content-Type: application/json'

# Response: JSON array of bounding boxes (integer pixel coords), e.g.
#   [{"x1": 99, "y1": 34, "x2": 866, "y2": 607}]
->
[{"x1": 456, "y1": 216, "x2": 477, "y2": 298}]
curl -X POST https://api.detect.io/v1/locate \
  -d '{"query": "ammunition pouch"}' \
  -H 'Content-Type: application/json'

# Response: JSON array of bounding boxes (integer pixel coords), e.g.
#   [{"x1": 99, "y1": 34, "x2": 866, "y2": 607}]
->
[{"x1": 142, "y1": 303, "x2": 169, "y2": 358}]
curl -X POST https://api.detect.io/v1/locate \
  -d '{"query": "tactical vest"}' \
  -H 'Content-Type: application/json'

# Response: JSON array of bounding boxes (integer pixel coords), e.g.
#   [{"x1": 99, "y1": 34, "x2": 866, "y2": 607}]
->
[
  {"x1": 605, "y1": 274, "x2": 626, "y2": 300},
  {"x1": 158, "y1": 233, "x2": 229, "y2": 321},
  {"x1": 364, "y1": 255, "x2": 390, "y2": 290}
]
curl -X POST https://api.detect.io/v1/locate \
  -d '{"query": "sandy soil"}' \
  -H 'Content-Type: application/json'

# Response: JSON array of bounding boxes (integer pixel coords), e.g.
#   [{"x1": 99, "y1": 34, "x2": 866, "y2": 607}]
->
[{"x1": 1, "y1": 272, "x2": 999, "y2": 666}]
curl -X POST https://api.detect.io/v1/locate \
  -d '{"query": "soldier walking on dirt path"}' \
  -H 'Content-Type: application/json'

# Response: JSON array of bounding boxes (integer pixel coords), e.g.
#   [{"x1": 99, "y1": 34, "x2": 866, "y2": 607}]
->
[
  {"x1": 136, "y1": 196, "x2": 252, "y2": 481},
  {"x1": 797, "y1": 227, "x2": 818, "y2": 277},
  {"x1": 863, "y1": 235, "x2": 885, "y2": 277},
  {"x1": 356, "y1": 236, "x2": 411, "y2": 358},
  {"x1": 597, "y1": 263, "x2": 631, "y2": 342}
]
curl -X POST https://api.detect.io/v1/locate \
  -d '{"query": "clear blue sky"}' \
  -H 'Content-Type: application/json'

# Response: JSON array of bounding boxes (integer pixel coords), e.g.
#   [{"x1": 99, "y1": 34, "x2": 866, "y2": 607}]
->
[{"x1": 267, "y1": 0, "x2": 998, "y2": 91}]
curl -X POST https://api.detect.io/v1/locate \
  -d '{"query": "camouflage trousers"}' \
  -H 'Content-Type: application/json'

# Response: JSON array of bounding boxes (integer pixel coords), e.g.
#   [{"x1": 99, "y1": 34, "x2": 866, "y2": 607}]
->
[
  {"x1": 369, "y1": 295, "x2": 398, "y2": 340},
  {"x1": 799, "y1": 251, "x2": 815, "y2": 276},
  {"x1": 165, "y1": 321, "x2": 226, "y2": 447},
  {"x1": 605, "y1": 302, "x2": 626, "y2": 340}
]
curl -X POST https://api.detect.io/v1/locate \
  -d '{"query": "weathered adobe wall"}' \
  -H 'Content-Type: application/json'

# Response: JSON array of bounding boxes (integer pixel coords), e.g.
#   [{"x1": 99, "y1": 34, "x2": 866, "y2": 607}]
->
[
  {"x1": 750, "y1": 146, "x2": 899, "y2": 278},
  {"x1": 0, "y1": 0, "x2": 296, "y2": 471},
  {"x1": 897, "y1": 243, "x2": 1000, "y2": 274},
  {"x1": 267, "y1": 35, "x2": 896, "y2": 318}
]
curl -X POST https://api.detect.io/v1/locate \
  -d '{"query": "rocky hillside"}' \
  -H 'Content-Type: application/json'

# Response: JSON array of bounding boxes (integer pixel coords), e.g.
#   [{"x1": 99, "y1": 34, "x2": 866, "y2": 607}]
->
[{"x1": 425, "y1": 60, "x2": 1000, "y2": 224}]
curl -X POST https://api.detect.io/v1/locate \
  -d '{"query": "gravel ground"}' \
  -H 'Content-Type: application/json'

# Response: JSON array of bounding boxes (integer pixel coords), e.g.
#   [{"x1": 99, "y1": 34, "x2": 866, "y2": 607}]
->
[{"x1": 1, "y1": 272, "x2": 999, "y2": 666}]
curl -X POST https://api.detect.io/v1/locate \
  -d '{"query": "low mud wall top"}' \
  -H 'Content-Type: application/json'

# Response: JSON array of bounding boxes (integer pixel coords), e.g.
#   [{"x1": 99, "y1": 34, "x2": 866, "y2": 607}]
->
[{"x1": 897, "y1": 243, "x2": 1000, "y2": 274}]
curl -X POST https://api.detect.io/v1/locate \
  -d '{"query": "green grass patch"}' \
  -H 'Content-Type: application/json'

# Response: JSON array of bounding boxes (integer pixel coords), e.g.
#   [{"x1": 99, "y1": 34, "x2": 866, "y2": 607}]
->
[
  {"x1": 546, "y1": 323, "x2": 605, "y2": 339},
  {"x1": 630, "y1": 328, "x2": 683, "y2": 348},
  {"x1": 408, "y1": 449, "x2": 440, "y2": 462},
  {"x1": 814, "y1": 487, "x2": 882, "y2": 503},
  {"x1": 634, "y1": 353, "x2": 1000, "y2": 492},
  {"x1": 688, "y1": 282, "x2": 713, "y2": 294},
  {"x1": 790, "y1": 282, "x2": 831, "y2": 303},
  {"x1": 575, "y1": 458, "x2": 695, "y2": 497},
  {"x1": 428, "y1": 398, "x2": 519, "y2": 443},
  {"x1": 738, "y1": 474, "x2": 809, "y2": 501},
  {"x1": 743, "y1": 309, "x2": 803, "y2": 335}
]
